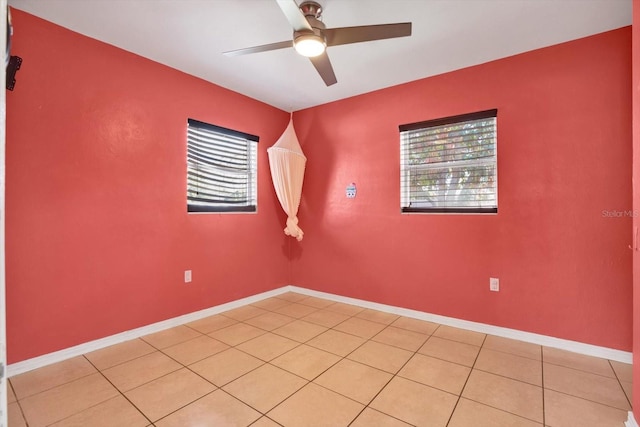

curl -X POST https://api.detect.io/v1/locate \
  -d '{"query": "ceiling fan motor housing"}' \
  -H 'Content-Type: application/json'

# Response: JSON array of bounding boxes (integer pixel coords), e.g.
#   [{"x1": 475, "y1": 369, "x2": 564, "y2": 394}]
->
[{"x1": 294, "y1": 17, "x2": 325, "y2": 39}]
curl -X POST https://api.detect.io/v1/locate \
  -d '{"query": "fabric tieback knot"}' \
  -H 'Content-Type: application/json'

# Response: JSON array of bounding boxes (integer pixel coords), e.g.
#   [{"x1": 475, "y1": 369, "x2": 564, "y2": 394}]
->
[{"x1": 285, "y1": 216, "x2": 304, "y2": 241}]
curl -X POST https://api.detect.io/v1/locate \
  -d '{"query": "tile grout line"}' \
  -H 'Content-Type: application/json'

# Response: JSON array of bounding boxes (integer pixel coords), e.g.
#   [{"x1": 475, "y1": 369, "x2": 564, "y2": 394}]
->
[
  {"x1": 195, "y1": 379, "x2": 267, "y2": 421},
  {"x1": 252, "y1": 303, "x2": 376, "y2": 416},
  {"x1": 344, "y1": 338, "x2": 415, "y2": 425},
  {"x1": 187, "y1": 300, "x2": 338, "y2": 420},
  {"x1": 541, "y1": 359, "x2": 627, "y2": 380},
  {"x1": 458, "y1": 396, "x2": 545, "y2": 425},
  {"x1": 344, "y1": 323, "x2": 434, "y2": 427},
  {"x1": 542, "y1": 387, "x2": 634, "y2": 413},
  {"x1": 218, "y1": 305, "x2": 337, "y2": 397},
  {"x1": 10, "y1": 369, "x2": 98, "y2": 403},
  {"x1": 480, "y1": 345, "x2": 542, "y2": 362},
  {"x1": 88, "y1": 329, "x2": 236, "y2": 426},
  {"x1": 95, "y1": 322, "x2": 277, "y2": 425},
  {"x1": 540, "y1": 357, "x2": 633, "y2": 412},
  {"x1": 236, "y1": 307, "x2": 327, "y2": 345},
  {"x1": 151, "y1": 389, "x2": 236, "y2": 426},
  {"x1": 8, "y1": 380, "x2": 29, "y2": 427},
  {"x1": 255, "y1": 297, "x2": 400, "y2": 425},
  {"x1": 160, "y1": 295, "x2": 339, "y2": 411},
  {"x1": 81, "y1": 354, "x2": 154, "y2": 426},
  {"x1": 248, "y1": 414, "x2": 284, "y2": 427},
  {"x1": 608, "y1": 359, "x2": 633, "y2": 410},
  {"x1": 136, "y1": 330, "x2": 247, "y2": 400},
  {"x1": 444, "y1": 331, "x2": 486, "y2": 427},
  {"x1": 446, "y1": 338, "x2": 546, "y2": 425},
  {"x1": 11, "y1": 367, "x2": 119, "y2": 425},
  {"x1": 210, "y1": 301, "x2": 332, "y2": 421}
]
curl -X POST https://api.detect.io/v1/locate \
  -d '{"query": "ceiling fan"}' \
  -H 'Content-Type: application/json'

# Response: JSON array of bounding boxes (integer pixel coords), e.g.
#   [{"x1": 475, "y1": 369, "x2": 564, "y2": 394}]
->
[{"x1": 223, "y1": 0, "x2": 412, "y2": 86}]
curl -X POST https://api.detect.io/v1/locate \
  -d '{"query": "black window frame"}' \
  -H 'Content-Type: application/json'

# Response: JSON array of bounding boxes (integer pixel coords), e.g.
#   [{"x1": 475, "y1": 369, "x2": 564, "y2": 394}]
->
[
  {"x1": 187, "y1": 118, "x2": 259, "y2": 213},
  {"x1": 399, "y1": 109, "x2": 498, "y2": 214}
]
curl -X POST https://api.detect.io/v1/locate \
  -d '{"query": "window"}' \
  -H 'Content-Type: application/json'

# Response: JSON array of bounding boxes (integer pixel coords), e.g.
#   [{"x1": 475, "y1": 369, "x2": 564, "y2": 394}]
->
[
  {"x1": 187, "y1": 119, "x2": 258, "y2": 213},
  {"x1": 400, "y1": 109, "x2": 497, "y2": 213}
]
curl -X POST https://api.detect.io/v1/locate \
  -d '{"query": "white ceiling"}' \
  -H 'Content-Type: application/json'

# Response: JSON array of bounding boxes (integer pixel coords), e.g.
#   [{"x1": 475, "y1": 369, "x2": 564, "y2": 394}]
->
[{"x1": 8, "y1": 0, "x2": 632, "y2": 112}]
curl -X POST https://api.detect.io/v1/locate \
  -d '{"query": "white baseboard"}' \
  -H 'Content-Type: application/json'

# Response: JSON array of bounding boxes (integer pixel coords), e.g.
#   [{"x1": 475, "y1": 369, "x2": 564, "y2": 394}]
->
[
  {"x1": 288, "y1": 286, "x2": 634, "y2": 364},
  {"x1": 626, "y1": 412, "x2": 639, "y2": 427},
  {"x1": 6, "y1": 287, "x2": 290, "y2": 377},
  {"x1": 7, "y1": 284, "x2": 633, "y2": 377}
]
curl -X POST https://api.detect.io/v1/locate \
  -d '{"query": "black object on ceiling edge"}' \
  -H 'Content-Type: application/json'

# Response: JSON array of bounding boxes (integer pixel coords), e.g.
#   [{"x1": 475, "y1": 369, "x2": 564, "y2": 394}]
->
[{"x1": 6, "y1": 55, "x2": 21, "y2": 91}]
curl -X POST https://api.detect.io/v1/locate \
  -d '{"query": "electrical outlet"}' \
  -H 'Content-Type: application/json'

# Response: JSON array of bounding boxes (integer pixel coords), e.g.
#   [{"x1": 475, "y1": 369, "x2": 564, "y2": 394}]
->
[
  {"x1": 184, "y1": 270, "x2": 192, "y2": 283},
  {"x1": 489, "y1": 277, "x2": 499, "y2": 292}
]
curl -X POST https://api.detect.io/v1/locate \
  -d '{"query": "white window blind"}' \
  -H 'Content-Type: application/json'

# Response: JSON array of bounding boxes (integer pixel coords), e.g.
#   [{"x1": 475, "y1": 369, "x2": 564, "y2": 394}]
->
[
  {"x1": 187, "y1": 119, "x2": 258, "y2": 213},
  {"x1": 400, "y1": 109, "x2": 497, "y2": 213}
]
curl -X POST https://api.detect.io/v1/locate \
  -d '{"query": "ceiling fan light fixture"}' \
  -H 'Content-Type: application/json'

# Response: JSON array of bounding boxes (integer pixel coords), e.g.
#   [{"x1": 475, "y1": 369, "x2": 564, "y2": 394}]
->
[{"x1": 294, "y1": 33, "x2": 326, "y2": 57}]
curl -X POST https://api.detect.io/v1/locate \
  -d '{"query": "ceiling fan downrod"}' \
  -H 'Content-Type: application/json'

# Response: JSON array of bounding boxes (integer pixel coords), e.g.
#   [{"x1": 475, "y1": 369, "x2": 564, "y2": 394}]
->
[{"x1": 299, "y1": 1, "x2": 323, "y2": 19}]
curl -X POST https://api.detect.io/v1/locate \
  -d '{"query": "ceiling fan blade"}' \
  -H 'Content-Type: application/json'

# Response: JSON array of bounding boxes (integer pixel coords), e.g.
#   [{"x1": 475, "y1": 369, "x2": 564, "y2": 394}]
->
[
  {"x1": 324, "y1": 23, "x2": 412, "y2": 47},
  {"x1": 309, "y1": 52, "x2": 337, "y2": 86},
  {"x1": 223, "y1": 41, "x2": 293, "y2": 57},
  {"x1": 276, "y1": 0, "x2": 313, "y2": 32}
]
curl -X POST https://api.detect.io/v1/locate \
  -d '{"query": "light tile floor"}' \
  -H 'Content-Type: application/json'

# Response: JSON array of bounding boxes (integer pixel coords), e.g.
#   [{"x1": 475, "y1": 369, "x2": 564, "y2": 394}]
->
[{"x1": 8, "y1": 292, "x2": 633, "y2": 427}]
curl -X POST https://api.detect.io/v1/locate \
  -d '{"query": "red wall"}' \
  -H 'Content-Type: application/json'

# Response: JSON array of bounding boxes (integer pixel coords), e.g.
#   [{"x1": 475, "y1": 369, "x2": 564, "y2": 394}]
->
[
  {"x1": 291, "y1": 28, "x2": 633, "y2": 351},
  {"x1": 5, "y1": 10, "x2": 290, "y2": 363},
  {"x1": 6, "y1": 9, "x2": 634, "y2": 365},
  {"x1": 632, "y1": 0, "x2": 640, "y2": 415}
]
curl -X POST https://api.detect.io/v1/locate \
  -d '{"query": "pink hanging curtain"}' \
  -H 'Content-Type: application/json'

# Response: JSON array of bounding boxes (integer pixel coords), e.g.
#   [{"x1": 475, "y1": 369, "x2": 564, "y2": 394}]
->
[{"x1": 268, "y1": 119, "x2": 307, "y2": 241}]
